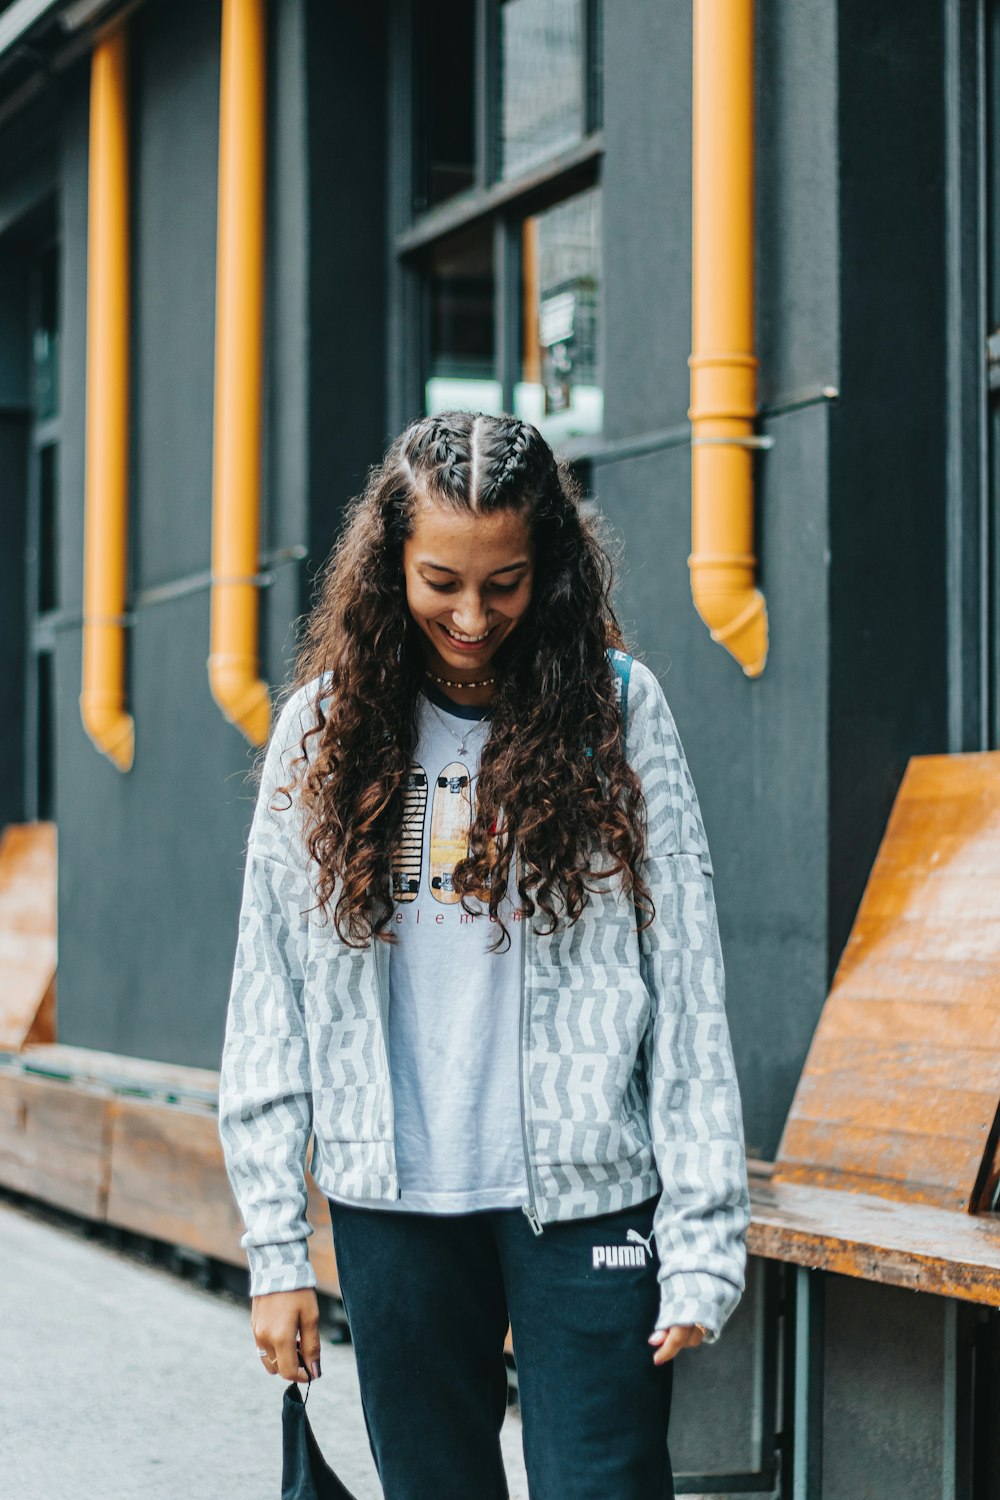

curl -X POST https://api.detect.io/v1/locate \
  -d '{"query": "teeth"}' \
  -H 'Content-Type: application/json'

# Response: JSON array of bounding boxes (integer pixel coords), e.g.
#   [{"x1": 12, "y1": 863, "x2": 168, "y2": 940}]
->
[{"x1": 444, "y1": 626, "x2": 491, "y2": 642}]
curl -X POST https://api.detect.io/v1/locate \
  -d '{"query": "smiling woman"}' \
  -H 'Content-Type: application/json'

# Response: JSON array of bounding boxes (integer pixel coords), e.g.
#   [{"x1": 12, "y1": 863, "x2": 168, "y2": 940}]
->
[{"x1": 218, "y1": 408, "x2": 750, "y2": 1500}]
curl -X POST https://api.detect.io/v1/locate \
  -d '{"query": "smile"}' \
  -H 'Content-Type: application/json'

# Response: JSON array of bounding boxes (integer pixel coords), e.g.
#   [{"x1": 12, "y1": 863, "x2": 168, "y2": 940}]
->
[{"x1": 438, "y1": 623, "x2": 497, "y2": 649}]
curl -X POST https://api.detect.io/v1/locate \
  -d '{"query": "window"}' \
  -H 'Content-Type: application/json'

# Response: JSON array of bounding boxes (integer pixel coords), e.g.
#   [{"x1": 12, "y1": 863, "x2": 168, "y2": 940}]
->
[
  {"x1": 499, "y1": 0, "x2": 587, "y2": 179},
  {"x1": 516, "y1": 185, "x2": 601, "y2": 439},
  {"x1": 424, "y1": 218, "x2": 499, "y2": 414},
  {"x1": 394, "y1": 0, "x2": 603, "y2": 447},
  {"x1": 412, "y1": 0, "x2": 477, "y2": 212}
]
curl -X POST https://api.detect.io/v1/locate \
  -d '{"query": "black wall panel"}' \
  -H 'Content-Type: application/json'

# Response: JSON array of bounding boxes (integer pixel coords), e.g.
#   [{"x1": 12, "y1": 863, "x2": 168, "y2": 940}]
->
[
  {"x1": 52, "y1": 0, "x2": 316, "y2": 1064},
  {"x1": 828, "y1": 0, "x2": 951, "y2": 975}
]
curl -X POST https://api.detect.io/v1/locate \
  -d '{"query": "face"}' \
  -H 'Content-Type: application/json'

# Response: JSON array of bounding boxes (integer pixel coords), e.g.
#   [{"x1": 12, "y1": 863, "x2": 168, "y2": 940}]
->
[{"x1": 402, "y1": 499, "x2": 535, "y2": 677}]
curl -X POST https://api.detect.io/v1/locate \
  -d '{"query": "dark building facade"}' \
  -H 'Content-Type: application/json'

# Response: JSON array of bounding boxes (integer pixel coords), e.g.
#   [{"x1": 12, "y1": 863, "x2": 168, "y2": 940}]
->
[{"x1": 1, "y1": 1, "x2": 998, "y2": 1494}]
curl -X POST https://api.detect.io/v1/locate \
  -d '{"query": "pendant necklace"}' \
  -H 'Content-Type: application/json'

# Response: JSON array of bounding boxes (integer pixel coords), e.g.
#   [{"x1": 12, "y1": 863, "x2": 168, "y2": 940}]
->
[{"x1": 422, "y1": 691, "x2": 490, "y2": 759}]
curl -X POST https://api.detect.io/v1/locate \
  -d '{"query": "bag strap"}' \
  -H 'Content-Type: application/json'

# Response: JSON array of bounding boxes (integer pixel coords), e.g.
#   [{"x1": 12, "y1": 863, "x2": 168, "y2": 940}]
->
[
  {"x1": 608, "y1": 648, "x2": 632, "y2": 743},
  {"x1": 585, "y1": 648, "x2": 633, "y2": 761}
]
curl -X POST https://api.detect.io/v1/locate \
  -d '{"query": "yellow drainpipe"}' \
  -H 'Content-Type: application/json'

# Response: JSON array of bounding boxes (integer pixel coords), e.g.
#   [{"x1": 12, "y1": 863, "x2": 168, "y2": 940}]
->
[
  {"x1": 688, "y1": 0, "x2": 769, "y2": 677},
  {"x1": 208, "y1": 0, "x2": 271, "y2": 745},
  {"x1": 80, "y1": 23, "x2": 134, "y2": 771}
]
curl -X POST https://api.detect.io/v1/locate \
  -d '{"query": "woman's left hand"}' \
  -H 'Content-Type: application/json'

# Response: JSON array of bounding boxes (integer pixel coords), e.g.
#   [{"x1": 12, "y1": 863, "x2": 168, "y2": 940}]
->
[{"x1": 647, "y1": 1325, "x2": 706, "y2": 1364}]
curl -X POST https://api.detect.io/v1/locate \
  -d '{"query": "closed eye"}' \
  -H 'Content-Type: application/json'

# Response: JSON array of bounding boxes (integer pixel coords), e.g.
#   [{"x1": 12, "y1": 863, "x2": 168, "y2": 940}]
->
[{"x1": 425, "y1": 579, "x2": 522, "y2": 593}]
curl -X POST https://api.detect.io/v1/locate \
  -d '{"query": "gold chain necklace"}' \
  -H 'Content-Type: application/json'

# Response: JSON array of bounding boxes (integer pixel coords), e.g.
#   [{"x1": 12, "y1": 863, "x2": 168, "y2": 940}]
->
[{"x1": 425, "y1": 669, "x2": 496, "y2": 690}]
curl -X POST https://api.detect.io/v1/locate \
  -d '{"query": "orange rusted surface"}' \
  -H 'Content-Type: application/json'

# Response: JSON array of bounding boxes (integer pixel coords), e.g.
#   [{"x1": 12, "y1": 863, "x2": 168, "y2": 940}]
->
[
  {"x1": 748, "y1": 1171, "x2": 1000, "y2": 1305},
  {"x1": 0, "y1": 823, "x2": 57, "y2": 1052},
  {"x1": 774, "y1": 751, "x2": 1000, "y2": 1212}
]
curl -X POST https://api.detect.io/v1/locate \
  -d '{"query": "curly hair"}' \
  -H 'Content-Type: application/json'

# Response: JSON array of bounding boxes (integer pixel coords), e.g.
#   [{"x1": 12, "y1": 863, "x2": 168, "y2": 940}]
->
[{"x1": 267, "y1": 409, "x2": 654, "y2": 952}]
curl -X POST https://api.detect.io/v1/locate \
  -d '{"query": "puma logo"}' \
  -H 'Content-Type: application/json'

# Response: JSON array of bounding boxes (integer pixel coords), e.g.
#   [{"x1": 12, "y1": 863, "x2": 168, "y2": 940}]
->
[
  {"x1": 626, "y1": 1227, "x2": 654, "y2": 1254},
  {"x1": 592, "y1": 1243, "x2": 648, "y2": 1268}
]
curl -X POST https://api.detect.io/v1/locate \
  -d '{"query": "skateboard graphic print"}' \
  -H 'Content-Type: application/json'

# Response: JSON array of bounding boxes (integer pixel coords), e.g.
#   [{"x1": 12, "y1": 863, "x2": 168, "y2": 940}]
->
[
  {"x1": 429, "y1": 761, "x2": 473, "y2": 903},
  {"x1": 390, "y1": 764, "x2": 428, "y2": 902}
]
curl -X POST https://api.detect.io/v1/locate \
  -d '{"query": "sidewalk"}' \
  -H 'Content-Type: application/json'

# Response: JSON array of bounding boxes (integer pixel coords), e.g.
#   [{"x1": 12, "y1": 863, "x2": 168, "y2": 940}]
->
[{"x1": 4, "y1": 1195, "x2": 531, "y2": 1499}]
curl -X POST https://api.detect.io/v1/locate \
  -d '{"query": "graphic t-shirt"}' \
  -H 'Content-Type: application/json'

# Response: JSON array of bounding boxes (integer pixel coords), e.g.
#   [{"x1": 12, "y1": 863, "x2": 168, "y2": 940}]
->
[{"x1": 326, "y1": 679, "x2": 530, "y2": 1215}]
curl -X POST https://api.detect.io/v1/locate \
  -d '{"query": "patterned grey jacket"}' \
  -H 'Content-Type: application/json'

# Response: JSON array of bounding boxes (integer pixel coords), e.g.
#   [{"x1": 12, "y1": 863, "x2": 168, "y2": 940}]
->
[{"x1": 217, "y1": 658, "x2": 751, "y2": 1343}]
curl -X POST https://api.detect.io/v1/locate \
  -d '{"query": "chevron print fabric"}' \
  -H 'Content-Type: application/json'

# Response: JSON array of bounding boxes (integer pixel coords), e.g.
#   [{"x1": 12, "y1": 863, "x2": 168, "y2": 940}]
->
[{"x1": 218, "y1": 659, "x2": 750, "y2": 1344}]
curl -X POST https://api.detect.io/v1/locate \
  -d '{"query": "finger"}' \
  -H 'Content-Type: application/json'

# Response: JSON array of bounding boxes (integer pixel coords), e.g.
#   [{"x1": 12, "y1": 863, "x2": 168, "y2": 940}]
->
[
  {"x1": 297, "y1": 1307, "x2": 323, "y2": 1381},
  {"x1": 651, "y1": 1327, "x2": 689, "y2": 1364},
  {"x1": 274, "y1": 1325, "x2": 309, "y2": 1383},
  {"x1": 256, "y1": 1345, "x2": 279, "y2": 1375},
  {"x1": 663, "y1": 1326, "x2": 704, "y2": 1360}
]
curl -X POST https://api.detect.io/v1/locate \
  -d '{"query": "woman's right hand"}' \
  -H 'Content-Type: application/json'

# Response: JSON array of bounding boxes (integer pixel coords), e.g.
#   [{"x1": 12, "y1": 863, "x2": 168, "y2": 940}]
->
[{"x1": 251, "y1": 1288, "x2": 322, "y2": 1383}]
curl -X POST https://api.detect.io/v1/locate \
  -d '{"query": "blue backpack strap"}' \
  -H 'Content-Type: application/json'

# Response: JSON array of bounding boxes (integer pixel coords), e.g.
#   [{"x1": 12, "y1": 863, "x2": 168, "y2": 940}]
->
[
  {"x1": 585, "y1": 648, "x2": 633, "y2": 760},
  {"x1": 608, "y1": 648, "x2": 632, "y2": 740}
]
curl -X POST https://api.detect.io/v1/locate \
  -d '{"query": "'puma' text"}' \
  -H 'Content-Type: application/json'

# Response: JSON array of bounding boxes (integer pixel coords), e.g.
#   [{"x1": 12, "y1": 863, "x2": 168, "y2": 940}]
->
[{"x1": 593, "y1": 1245, "x2": 647, "y2": 1268}]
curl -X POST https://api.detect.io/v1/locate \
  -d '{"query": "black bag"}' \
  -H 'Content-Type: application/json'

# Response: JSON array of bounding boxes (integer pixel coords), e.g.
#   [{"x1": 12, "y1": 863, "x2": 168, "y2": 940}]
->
[{"x1": 281, "y1": 1354, "x2": 363, "y2": 1500}]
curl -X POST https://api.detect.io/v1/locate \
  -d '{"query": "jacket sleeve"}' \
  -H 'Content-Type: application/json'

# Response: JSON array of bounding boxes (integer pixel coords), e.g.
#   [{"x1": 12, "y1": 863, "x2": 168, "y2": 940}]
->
[
  {"x1": 217, "y1": 683, "x2": 320, "y2": 1298},
  {"x1": 627, "y1": 661, "x2": 751, "y2": 1344}
]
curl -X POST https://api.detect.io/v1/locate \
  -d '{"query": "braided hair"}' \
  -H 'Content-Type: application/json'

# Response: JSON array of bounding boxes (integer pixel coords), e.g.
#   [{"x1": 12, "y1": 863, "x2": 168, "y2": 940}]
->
[{"x1": 274, "y1": 409, "x2": 652, "y2": 951}]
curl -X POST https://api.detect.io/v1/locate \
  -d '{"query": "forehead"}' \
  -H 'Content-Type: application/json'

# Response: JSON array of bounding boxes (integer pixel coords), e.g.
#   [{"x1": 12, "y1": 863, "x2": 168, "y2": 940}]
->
[{"x1": 404, "y1": 500, "x2": 533, "y2": 571}]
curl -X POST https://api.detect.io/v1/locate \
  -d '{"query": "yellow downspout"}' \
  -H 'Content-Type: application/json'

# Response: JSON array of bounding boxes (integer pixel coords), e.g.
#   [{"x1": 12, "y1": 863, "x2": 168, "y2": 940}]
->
[
  {"x1": 80, "y1": 23, "x2": 134, "y2": 771},
  {"x1": 688, "y1": 0, "x2": 769, "y2": 677},
  {"x1": 208, "y1": 0, "x2": 271, "y2": 745}
]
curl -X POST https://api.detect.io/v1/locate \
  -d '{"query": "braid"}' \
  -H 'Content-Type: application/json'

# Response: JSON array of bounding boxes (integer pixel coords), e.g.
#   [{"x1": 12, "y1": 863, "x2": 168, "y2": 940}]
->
[
  {"x1": 401, "y1": 409, "x2": 558, "y2": 513},
  {"x1": 496, "y1": 420, "x2": 530, "y2": 490},
  {"x1": 477, "y1": 416, "x2": 555, "y2": 508},
  {"x1": 404, "y1": 415, "x2": 471, "y2": 496}
]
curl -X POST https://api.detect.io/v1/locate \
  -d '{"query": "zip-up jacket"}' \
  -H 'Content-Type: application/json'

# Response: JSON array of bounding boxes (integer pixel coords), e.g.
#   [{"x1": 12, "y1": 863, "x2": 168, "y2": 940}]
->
[{"x1": 217, "y1": 658, "x2": 751, "y2": 1343}]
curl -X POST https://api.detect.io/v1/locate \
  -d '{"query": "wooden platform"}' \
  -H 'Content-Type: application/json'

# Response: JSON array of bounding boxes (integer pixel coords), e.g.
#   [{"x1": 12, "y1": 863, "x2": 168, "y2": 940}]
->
[
  {"x1": 1, "y1": 1044, "x2": 999, "y2": 1338},
  {"x1": 0, "y1": 1042, "x2": 343, "y2": 1296},
  {"x1": 747, "y1": 1164, "x2": 1000, "y2": 1307}
]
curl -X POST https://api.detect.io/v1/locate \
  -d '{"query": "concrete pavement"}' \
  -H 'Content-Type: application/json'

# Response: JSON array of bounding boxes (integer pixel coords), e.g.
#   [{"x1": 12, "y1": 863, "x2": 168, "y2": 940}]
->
[{"x1": 3, "y1": 1195, "x2": 531, "y2": 1499}]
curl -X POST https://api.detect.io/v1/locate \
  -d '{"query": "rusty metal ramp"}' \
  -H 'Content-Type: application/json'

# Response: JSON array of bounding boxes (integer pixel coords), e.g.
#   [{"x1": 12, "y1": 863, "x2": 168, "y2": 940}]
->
[{"x1": 774, "y1": 751, "x2": 1000, "y2": 1214}]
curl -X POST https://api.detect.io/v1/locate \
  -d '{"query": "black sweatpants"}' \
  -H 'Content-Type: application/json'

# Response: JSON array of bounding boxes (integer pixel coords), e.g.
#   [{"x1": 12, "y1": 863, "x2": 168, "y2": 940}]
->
[{"x1": 326, "y1": 1190, "x2": 675, "y2": 1500}]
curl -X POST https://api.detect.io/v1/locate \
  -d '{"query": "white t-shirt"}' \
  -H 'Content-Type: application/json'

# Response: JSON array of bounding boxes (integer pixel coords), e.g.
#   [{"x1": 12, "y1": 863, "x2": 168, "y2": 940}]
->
[{"x1": 326, "y1": 680, "x2": 530, "y2": 1215}]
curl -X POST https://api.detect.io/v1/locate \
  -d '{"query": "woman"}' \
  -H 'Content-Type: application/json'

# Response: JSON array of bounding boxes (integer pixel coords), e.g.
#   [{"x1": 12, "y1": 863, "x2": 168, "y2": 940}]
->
[{"x1": 218, "y1": 410, "x2": 750, "y2": 1500}]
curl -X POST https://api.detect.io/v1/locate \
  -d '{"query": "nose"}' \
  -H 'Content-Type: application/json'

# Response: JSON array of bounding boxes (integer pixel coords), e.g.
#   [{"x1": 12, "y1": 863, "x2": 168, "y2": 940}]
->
[{"x1": 451, "y1": 591, "x2": 490, "y2": 635}]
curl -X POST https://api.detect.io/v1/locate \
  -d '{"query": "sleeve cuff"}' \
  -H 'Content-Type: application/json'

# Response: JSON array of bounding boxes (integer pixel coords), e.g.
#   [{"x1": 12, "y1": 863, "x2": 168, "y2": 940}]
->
[
  {"x1": 246, "y1": 1239, "x2": 318, "y2": 1298},
  {"x1": 654, "y1": 1269, "x2": 744, "y2": 1346}
]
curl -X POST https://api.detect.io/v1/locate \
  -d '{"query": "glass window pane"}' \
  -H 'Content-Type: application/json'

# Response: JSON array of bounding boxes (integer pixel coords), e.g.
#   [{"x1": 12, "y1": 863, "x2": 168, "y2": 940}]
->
[
  {"x1": 515, "y1": 185, "x2": 602, "y2": 441},
  {"x1": 424, "y1": 218, "x2": 503, "y2": 418},
  {"x1": 500, "y1": 0, "x2": 584, "y2": 180},
  {"x1": 413, "y1": 0, "x2": 477, "y2": 213}
]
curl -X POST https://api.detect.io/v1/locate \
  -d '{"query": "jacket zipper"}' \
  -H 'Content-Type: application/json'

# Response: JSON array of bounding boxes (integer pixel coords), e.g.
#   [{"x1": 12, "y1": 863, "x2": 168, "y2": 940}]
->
[{"x1": 518, "y1": 875, "x2": 543, "y2": 1236}]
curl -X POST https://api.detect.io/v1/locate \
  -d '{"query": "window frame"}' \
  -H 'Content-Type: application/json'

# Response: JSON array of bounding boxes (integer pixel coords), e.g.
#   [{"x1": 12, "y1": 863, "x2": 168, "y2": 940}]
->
[{"x1": 387, "y1": 0, "x2": 604, "y2": 454}]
